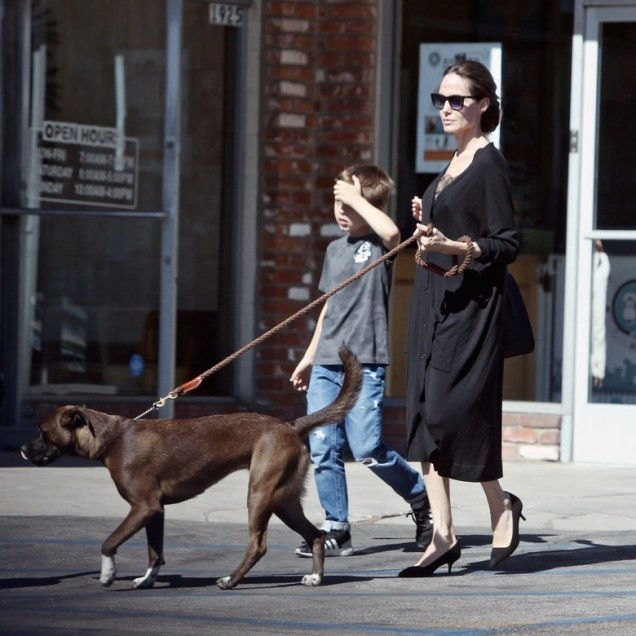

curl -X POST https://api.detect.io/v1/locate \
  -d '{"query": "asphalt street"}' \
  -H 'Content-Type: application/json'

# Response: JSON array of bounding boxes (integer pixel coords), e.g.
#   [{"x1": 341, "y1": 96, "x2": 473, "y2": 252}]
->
[{"x1": 1, "y1": 451, "x2": 636, "y2": 635}]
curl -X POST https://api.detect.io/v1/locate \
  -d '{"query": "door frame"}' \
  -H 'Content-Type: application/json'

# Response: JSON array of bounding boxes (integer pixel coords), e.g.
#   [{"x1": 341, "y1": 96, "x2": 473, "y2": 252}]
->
[{"x1": 563, "y1": 0, "x2": 636, "y2": 463}]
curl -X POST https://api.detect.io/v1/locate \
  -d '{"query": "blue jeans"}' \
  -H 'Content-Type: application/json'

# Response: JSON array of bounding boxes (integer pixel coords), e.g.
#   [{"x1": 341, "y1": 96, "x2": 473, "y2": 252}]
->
[{"x1": 307, "y1": 364, "x2": 427, "y2": 530}]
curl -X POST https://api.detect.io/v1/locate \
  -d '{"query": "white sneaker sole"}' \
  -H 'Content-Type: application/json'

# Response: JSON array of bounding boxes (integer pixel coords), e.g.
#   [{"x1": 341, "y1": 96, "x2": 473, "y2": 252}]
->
[{"x1": 295, "y1": 545, "x2": 354, "y2": 558}]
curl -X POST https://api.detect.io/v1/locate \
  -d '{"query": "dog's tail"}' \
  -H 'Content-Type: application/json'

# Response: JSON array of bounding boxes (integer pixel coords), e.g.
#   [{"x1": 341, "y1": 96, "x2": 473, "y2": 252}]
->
[{"x1": 291, "y1": 346, "x2": 363, "y2": 438}]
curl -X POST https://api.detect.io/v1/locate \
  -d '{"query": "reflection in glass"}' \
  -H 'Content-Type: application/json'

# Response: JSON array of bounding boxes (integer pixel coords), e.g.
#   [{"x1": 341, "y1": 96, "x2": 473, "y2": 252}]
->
[
  {"x1": 19, "y1": 0, "x2": 237, "y2": 399},
  {"x1": 589, "y1": 241, "x2": 636, "y2": 404},
  {"x1": 24, "y1": 0, "x2": 166, "y2": 213},
  {"x1": 395, "y1": 3, "x2": 574, "y2": 402},
  {"x1": 29, "y1": 217, "x2": 161, "y2": 396},
  {"x1": 175, "y1": 0, "x2": 237, "y2": 396}
]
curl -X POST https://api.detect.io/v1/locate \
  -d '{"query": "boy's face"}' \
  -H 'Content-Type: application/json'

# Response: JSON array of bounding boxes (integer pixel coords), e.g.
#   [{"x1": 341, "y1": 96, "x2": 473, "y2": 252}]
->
[{"x1": 333, "y1": 199, "x2": 369, "y2": 236}]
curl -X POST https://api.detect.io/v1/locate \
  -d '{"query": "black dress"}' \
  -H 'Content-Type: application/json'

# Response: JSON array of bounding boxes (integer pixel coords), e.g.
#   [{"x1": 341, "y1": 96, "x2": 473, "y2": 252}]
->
[{"x1": 405, "y1": 143, "x2": 519, "y2": 482}]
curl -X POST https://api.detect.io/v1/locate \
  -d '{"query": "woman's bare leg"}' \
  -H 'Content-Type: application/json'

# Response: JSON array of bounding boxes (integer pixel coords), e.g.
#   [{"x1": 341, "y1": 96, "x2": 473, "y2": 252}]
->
[
  {"x1": 411, "y1": 462, "x2": 457, "y2": 566},
  {"x1": 481, "y1": 480, "x2": 513, "y2": 548}
]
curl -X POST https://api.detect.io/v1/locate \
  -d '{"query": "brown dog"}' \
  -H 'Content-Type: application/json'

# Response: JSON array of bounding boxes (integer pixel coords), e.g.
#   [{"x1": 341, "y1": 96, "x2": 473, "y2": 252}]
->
[{"x1": 20, "y1": 347, "x2": 362, "y2": 590}]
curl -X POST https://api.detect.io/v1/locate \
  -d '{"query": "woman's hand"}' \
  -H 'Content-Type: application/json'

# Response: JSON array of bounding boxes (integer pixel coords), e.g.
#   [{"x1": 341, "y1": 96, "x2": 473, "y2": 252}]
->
[
  {"x1": 414, "y1": 223, "x2": 479, "y2": 259},
  {"x1": 413, "y1": 223, "x2": 451, "y2": 253},
  {"x1": 412, "y1": 197, "x2": 448, "y2": 254},
  {"x1": 411, "y1": 196, "x2": 422, "y2": 222}
]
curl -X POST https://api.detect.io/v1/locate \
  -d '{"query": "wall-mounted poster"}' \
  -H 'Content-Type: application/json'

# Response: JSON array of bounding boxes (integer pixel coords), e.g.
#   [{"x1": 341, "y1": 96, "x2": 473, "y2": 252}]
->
[{"x1": 416, "y1": 43, "x2": 502, "y2": 173}]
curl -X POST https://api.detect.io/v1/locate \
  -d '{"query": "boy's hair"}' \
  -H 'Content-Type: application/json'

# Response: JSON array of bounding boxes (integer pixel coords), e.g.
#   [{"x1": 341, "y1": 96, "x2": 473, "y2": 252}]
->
[{"x1": 336, "y1": 164, "x2": 394, "y2": 210}]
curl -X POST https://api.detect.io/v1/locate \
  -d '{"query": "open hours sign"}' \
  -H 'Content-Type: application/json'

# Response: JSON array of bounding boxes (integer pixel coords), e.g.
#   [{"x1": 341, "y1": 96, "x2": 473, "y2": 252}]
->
[{"x1": 32, "y1": 120, "x2": 139, "y2": 210}]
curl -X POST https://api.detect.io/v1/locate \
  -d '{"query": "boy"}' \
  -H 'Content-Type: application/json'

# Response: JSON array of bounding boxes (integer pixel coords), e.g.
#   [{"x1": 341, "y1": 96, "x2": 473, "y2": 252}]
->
[{"x1": 290, "y1": 164, "x2": 432, "y2": 556}]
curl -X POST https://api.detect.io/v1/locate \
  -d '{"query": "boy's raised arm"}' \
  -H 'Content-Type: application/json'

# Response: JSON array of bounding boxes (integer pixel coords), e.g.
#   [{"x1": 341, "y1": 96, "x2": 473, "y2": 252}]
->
[{"x1": 334, "y1": 176, "x2": 400, "y2": 250}]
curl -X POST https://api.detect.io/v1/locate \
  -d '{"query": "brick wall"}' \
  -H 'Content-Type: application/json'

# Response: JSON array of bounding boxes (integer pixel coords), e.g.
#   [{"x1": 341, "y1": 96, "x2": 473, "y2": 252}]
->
[
  {"x1": 501, "y1": 412, "x2": 561, "y2": 461},
  {"x1": 256, "y1": 0, "x2": 380, "y2": 417},
  {"x1": 382, "y1": 404, "x2": 561, "y2": 462}
]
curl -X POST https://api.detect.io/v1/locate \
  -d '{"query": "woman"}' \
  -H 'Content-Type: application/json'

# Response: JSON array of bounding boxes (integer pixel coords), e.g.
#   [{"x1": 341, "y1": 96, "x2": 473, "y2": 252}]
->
[{"x1": 400, "y1": 60, "x2": 524, "y2": 577}]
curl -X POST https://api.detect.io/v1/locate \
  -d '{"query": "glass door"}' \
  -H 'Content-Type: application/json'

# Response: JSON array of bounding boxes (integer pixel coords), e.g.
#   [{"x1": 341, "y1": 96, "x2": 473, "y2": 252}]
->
[{"x1": 566, "y1": 4, "x2": 636, "y2": 463}]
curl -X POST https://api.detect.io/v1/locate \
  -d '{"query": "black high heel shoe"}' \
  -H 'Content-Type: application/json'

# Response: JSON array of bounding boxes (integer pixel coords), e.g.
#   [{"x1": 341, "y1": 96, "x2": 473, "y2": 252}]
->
[
  {"x1": 398, "y1": 542, "x2": 461, "y2": 577},
  {"x1": 489, "y1": 492, "x2": 525, "y2": 569}
]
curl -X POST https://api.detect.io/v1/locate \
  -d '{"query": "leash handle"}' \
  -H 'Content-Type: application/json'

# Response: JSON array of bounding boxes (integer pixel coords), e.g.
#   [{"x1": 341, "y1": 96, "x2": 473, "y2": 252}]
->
[
  {"x1": 134, "y1": 234, "x2": 419, "y2": 419},
  {"x1": 413, "y1": 224, "x2": 474, "y2": 277}
]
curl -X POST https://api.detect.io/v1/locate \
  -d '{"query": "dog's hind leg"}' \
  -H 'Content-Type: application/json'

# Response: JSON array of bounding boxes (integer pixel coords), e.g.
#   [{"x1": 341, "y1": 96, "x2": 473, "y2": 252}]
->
[
  {"x1": 132, "y1": 510, "x2": 165, "y2": 589},
  {"x1": 216, "y1": 490, "x2": 273, "y2": 590},
  {"x1": 276, "y1": 503, "x2": 325, "y2": 587}
]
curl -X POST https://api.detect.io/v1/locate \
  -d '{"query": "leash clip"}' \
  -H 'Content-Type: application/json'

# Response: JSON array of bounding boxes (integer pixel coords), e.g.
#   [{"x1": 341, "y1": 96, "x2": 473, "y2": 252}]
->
[
  {"x1": 134, "y1": 389, "x2": 179, "y2": 420},
  {"x1": 153, "y1": 389, "x2": 180, "y2": 409}
]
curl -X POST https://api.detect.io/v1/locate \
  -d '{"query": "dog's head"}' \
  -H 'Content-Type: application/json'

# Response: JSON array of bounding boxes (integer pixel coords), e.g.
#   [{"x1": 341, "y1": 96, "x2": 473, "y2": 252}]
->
[{"x1": 20, "y1": 406, "x2": 97, "y2": 466}]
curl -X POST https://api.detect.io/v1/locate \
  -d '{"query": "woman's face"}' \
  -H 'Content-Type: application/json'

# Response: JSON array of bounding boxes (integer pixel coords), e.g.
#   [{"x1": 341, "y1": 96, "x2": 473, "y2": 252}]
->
[{"x1": 436, "y1": 72, "x2": 487, "y2": 137}]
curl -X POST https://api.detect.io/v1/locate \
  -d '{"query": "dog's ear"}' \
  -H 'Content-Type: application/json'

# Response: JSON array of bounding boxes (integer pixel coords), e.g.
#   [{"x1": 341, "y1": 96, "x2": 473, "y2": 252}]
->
[{"x1": 60, "y1": 407, "x2": 91, "y2": 431}]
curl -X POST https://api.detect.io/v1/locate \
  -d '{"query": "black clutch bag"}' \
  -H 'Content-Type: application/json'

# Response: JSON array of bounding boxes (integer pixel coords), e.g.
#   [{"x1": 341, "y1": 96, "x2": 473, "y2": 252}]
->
[{"x1": 503, "y1": 273, "x2": 535, "y2": 358}]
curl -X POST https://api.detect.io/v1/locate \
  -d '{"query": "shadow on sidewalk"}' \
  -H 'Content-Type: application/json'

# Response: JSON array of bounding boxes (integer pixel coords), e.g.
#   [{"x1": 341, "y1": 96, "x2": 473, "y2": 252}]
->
[
  {"x1": 0, "y1": 571, "x2": 100, "y2": 591},
  {"x1": 355, "y1": 532, "x2": 636, "y2": 576},
  {"x1": 457, "y1": 538, "x2": 636, "y2": 575}
]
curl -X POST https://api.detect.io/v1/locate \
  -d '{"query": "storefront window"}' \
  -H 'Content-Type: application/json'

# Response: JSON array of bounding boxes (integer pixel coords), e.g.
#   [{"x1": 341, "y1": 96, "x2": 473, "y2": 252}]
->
[
  {"x1": 29, "y1": 216, "x2": 161, "y2": 395},
  {"x1": 3, "y1": 0, "x2": 237, "y2": 402},
  {"x1": 392, "y1": 1, "x2": 574, "y2": 401},
  {"x1": 25, "y1": 0, "x2": 165, "y2": 212},
  {"x1": 20, "y1": 0, "x2": 166, "y2": 397}
]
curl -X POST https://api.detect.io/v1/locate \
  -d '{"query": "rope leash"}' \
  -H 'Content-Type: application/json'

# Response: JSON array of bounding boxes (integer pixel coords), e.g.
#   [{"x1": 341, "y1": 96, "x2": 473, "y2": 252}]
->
[
  {"x1": 134, "y1": 233, "x2": 420, "y2": 419},
  {"x1": 414, "y1": 226, "x2": 474, "y2": 276}
]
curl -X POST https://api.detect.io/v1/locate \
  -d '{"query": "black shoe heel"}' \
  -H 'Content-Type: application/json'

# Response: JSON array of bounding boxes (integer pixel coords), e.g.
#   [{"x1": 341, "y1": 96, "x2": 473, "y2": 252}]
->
[
  {"x1": 398, "y1": 542, "x2": 461, "y2": 577},
  {"x1": 489, "y1": 492, "x2": 524, "y2": 569}
]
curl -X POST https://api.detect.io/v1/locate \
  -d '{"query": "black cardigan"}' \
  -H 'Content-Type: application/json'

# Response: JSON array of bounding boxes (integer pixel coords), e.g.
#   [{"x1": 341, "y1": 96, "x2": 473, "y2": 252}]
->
[{"x1": 405, "y1": 143, "x2": 519, "y2": 482}]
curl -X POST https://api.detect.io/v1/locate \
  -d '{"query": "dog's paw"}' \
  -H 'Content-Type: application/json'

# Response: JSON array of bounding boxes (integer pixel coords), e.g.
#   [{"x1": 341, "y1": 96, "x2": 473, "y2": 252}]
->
[
  {"x1": 301, "y1": 573, "x2": 322, "y2": 587},
  {"x1": 216, "y1": 576, "x2": 235, "y2": 590},
  {"x1": 100, "y1": 555, "x2": 116, "y2": 586},
  {"x1": 132, "y1": 576, "x2": 155, "y2": 589},
  {"x1": 132, "y1": 567, "x2": 159, "y2": 589}
]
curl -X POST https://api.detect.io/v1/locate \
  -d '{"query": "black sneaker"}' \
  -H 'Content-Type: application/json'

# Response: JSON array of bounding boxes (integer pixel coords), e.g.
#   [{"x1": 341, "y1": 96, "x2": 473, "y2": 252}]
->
[
  {"x1": 407, "y1": 500, "x2": 433, "y2": 549},
  {"x1": 295, "y1": 529, "x2": 354, "y2": 557}
]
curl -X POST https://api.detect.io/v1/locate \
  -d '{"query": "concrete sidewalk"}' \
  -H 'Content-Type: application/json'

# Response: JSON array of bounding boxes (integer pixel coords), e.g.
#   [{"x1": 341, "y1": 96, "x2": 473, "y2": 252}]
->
[{"x1": 2, "y1": 451, "x2": 636, "y2": 533}]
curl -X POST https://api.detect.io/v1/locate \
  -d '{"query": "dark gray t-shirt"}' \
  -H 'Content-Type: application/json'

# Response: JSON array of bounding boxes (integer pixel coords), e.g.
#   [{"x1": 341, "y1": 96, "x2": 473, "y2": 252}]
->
[{"x1": 314, "y1": 233, "x2": 393, "y2": 365}]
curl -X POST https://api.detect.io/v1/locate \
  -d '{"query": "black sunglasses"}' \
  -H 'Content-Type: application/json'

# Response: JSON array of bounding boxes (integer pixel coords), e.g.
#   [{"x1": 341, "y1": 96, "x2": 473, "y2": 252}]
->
[{"x1": 430, "y1": 93, "x2": 477, "y2": 111}]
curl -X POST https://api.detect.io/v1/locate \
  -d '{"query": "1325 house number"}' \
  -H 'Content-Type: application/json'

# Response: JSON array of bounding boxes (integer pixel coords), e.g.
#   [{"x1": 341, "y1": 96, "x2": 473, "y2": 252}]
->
[{"x1": 209, "y1": 3, "x2": 245, "y2": 27}]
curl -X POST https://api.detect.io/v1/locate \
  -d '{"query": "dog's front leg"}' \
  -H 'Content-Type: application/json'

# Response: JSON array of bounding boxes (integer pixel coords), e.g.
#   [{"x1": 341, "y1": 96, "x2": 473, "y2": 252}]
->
[
  {"x1": 133, "y1": 511, "x2": 165, "y2": 589},
  {"x1": 100, "y1": 503, "x2": 161, "y2": 588},
  {"x1": 132, "y1": 563, "x2": 162, "y2": 589},
  {"x1": 100, "y1": 554, "x2": 117, "y2": 586}
]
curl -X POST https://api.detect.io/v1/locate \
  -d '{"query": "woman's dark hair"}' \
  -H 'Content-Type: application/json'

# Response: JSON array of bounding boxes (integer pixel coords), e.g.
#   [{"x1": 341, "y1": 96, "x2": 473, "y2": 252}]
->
[{"x1": 443, "y1": 60, "x2": 501, "y2": 134}]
